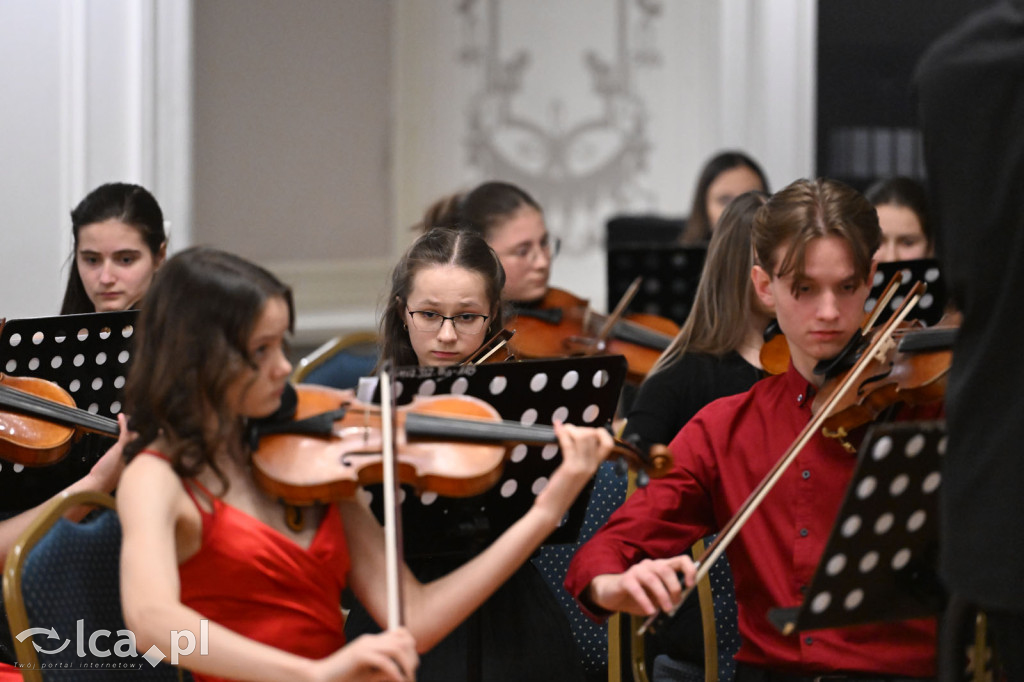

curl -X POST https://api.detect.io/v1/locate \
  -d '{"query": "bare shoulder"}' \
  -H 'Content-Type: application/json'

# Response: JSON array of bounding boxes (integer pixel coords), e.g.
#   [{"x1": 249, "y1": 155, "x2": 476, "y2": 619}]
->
[{"x1": 117, "y1": 445, "x2": 187, "y2": 525}]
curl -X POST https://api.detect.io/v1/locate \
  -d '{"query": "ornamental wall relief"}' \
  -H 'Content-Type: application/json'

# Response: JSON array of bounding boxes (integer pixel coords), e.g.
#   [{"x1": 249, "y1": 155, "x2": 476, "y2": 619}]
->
[{"x1": 457, "y1": 0, "x2": 664, "y2": 254}]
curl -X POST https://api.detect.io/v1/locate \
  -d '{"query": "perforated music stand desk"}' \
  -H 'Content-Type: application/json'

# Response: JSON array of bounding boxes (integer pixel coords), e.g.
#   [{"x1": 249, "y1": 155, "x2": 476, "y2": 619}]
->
[
  {"x1": 606, "y1": 245, "x2": 707, "y2": 326},
  {"x1": 769, "y1": 420, "x2": 947, "y2": 634},
  {"x1": 865, "y1": 258, "x2": 947, "y2": 327},
  {"x1": 365, "y1": 354, "x2": 628, "y2": 558},
  {"x1": 0, "y1": 311, "x2": 138, "y2": 422}
]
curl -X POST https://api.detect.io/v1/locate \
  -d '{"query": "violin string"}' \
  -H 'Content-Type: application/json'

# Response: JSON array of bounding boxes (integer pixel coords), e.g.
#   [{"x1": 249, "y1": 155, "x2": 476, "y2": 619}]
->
[{"x1": 0, "y1": 384, "x2": 117, "y2": 435}]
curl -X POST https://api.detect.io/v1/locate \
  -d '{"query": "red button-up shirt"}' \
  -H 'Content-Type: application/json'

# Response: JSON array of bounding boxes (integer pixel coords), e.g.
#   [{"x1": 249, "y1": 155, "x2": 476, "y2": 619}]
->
[{"x1": 566, "y1": 363, "x2": 937, "y2": 676}]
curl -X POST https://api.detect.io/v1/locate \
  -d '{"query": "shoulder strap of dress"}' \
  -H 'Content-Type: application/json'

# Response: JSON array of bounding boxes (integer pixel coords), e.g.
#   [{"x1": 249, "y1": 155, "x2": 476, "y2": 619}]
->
[{"x1": 137, "y1": 448, "x2": 216, "y2": 512}]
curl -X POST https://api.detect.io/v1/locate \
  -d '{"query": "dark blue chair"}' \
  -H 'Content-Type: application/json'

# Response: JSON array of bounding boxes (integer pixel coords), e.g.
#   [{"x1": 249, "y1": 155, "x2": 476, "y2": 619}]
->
[
  {"x1": 292, "y1": 331, "x2": 378, "y2": 389},
  {"x1": 532, "y1": 460, "x2": 630, "y2": 681},
  {"x1": 2, "y1": 490, "x2": 189, "y2": 681}
]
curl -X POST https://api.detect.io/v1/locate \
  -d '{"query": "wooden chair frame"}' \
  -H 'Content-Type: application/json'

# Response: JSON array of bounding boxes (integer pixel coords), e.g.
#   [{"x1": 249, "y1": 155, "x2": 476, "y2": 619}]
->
[
  {"x1": 607, "y1": 475, "x2": 722, "y2": 682},
  {"x1": 3, "y1": 490, "x2": 187, "y2": 682},
  {"x1": 3, "y1": 490, "x2": 116, "y2": 682},
  {"x1": 290, "y1": 330, "x2": 378, "y2": 384}
]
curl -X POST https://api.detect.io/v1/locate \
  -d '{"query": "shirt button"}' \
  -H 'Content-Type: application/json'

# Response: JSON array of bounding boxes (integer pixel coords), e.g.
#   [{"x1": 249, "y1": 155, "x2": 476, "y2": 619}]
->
[
  {"x1": 797, "y1": 393, "x2": 804, "y2": 403},
  {"x1": 805, "y1": 636, "x2": 814, "y2": 645},
  {"x1": 800, "y1": 528, "x2": 809, "y2": 537},
  {"x1": 802, "y1": 470, "x2": 810, "y2": 479}
]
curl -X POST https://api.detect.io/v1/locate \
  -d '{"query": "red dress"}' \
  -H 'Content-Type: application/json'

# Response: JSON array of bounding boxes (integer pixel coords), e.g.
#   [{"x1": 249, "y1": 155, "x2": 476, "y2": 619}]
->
[{"x1": 143, "y1": 451, "x2": 351, "y2": 682}]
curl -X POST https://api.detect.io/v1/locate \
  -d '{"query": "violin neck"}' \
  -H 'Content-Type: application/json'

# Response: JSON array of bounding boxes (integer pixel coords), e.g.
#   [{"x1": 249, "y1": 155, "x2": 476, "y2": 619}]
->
[
  {"x1": 404, "y1": 412, "x2": 556, "y2": 446},
  {"x1": 897, "y1": 326, "x2": 957, "y2": 353},
  {"x1": 584, "y1": 311, "x2": 672, "y2": 351},
  {"x1": 609, "y1": 318, "x2": 672, "y2": 350},
  {"x1": 0, "y1": 384, "x2": 119, "y2": 438}
]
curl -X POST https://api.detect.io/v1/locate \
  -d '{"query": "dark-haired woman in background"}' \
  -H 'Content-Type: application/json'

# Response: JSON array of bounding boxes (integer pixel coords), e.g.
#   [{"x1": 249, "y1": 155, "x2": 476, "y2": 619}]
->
[
  {"x1": 864, "y1": 176, "x2": 933, "y2": 263},
  {"x1": 679, "y1": 151, "x2": 769, "y2": 244},
  {"x1": 61, "y1": 182, "x2": 167, "y2": 314},
  {"x1": 1, "y1": 182, "x2": 157, "y2": 668}
]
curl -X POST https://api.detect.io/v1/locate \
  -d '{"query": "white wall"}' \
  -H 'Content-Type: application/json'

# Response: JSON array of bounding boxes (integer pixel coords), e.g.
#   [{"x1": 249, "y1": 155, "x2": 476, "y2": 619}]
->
[
  {"x1": 394, "y1": 0, "x2": 816, "y2": 310},
  {"x1": 0, "y1": 0, "x2": 191, "y2": 321},
  {"x1": 1, "y1": 0, "x2": 815, "y2": 345}
]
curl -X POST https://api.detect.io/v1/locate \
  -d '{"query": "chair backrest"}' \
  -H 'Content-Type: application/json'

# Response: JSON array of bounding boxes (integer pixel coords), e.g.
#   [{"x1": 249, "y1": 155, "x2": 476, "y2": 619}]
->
[
  {"x1": 533, "y1": 460, "x2": 630, "y2": 679},
  {"x1": 694, "y1": 534, "x2": 740, "y2": 682},
  {"x1": 608, "y1": 493, "x2": 741, "y2": 682},
  {"x1": 292, "y1": 331, "x2": 379, "y2": 389},
  {"x1": 3, "y1": 491, "x2": 187, "y2": 682}
]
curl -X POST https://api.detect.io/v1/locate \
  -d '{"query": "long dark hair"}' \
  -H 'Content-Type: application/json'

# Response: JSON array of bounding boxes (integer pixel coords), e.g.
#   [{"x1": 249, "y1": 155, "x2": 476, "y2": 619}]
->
[
  {"x1": 379, "y1": 228, "x2": 506, "y2": 368},
  {"x1": 61, "y1": 183, "x2": 167, "y2": 314},
  {"x1": 416, "y1": 181, "x2": 541, "y2": 240},
  {"x1": 681, "y1": 151, "x2": 769, "y2": 244},
  {"x1": 123, "y1": 246, "x2": 294, "y2": 492}
]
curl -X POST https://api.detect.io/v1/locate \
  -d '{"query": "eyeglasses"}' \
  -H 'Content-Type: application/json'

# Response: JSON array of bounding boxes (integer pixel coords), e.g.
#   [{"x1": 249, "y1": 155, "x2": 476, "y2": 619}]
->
[
  {"x1": 406, "y1": 308, "x2": 490, "y2": 334},
  {"x1": 502, "y1": 235, "x2": 561, "y2": 264}
]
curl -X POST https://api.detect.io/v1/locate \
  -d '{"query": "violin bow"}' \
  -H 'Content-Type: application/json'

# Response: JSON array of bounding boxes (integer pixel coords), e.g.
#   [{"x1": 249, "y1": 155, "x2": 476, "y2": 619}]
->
[
  {"x1": 862, "y1": 270, "x2": 904, "y2": 332},
  {"x1": 379, "y1": 365, "x2": 406, "y2": 629},
  {"x1": 460, "y1": 328, "x2": 516, "y2": 365},
  {"x1": 638, "y1": 281, "x2": 927, "y2": 635},
  {"x1": 594, "y1": 276, "x2": 643, "y2": 345}
]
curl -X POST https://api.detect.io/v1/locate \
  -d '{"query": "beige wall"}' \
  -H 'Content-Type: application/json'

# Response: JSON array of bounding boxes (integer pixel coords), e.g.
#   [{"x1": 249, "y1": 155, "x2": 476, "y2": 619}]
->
[{"x1": 193, "y1": 0, "x2": 393, "y2": 281}]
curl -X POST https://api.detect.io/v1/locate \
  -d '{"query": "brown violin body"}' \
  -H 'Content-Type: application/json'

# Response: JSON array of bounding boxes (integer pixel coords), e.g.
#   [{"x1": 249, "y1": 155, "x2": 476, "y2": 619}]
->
[
  {"x1": 250, "y1": 384, "x2": 672, "y2": 506},
  {"x1": 508, "y1": 287, "x2": 680, "y2": 383},
  {"x1": 252, "y1": 386, "x2": 508, "y2": 505},
  {"x1": 0, "y1": 373, "x2": 119, "y2": 466},
  {"x1": 813, "y1": 320, "x2": 954, "y2": 442}
]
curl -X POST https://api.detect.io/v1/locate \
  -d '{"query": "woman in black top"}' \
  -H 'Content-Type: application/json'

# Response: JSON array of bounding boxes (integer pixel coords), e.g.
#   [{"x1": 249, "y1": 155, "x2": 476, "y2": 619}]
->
[{"x1": 622, "y1": 191, "x2": 771, "y2": 680}]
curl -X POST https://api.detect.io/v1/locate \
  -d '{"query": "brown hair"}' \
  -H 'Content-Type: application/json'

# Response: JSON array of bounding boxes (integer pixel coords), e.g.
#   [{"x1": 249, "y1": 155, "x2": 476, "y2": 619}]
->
[
  {"x1": 752, "y1": 178, "x2": 880, "y2": 292},
  {"x1": 415, "y1": 181, "x2": 541, "y2": 241},
  {"x1": 651, "y1": 191, "x2": 769, "y2": 373},
  {"x1": 378, "y1": 228, "x2": 506, "y2": 368},
  {"x1": 122, "y1": 246, "x2": 294, "y2": 492}
]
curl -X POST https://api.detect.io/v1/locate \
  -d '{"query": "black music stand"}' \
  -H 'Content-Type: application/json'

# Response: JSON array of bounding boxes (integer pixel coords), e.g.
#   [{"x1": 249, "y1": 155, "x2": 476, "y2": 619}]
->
[
  {"x1": 606, "y1": 245, "x2": 707, "y2": 326},
  {"x1": 866, "y1": 258, "x2": 947, "y2": 327},
  {"x1": 1, "y1": 311, "x2": 139, "y2": 421},
  {"x1": 769, "y1": 420, "x2": 947, "y2": 635},
  {"x1": 0, "y1": 311, "x2": 138, "y2": 664},
  {"x1": 364, "y1": 354, "x2": 628, "y2": 556}
]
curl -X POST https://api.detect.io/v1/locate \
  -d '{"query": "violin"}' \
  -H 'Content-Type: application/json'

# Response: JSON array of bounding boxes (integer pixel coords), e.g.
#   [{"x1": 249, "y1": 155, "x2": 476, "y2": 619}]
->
[
  {"x1": 813, "y1": 314, "x2": 955, "y2": 449},
  {"x1": 0, "y1": 373, "x2": 119, "y2": 465},
  {"x1": 508, "y1": 285, "x2": 680, "y2": 384},
  {"x1": 757, "y1": 273, "x2": 957, "y2": 449},
  {"x1": 249, "y1": 383, "x2": 672, "y2": 506}
]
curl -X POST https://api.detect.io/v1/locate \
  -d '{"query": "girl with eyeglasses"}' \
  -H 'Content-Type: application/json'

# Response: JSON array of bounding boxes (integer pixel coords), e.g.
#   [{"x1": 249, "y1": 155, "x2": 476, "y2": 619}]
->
[
  {"x1": 377, "y1": 227, "x2": 507, "y2": 368},
  {"x1": 344, "y1": 227, "x2": 592, "y2": 681}
]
